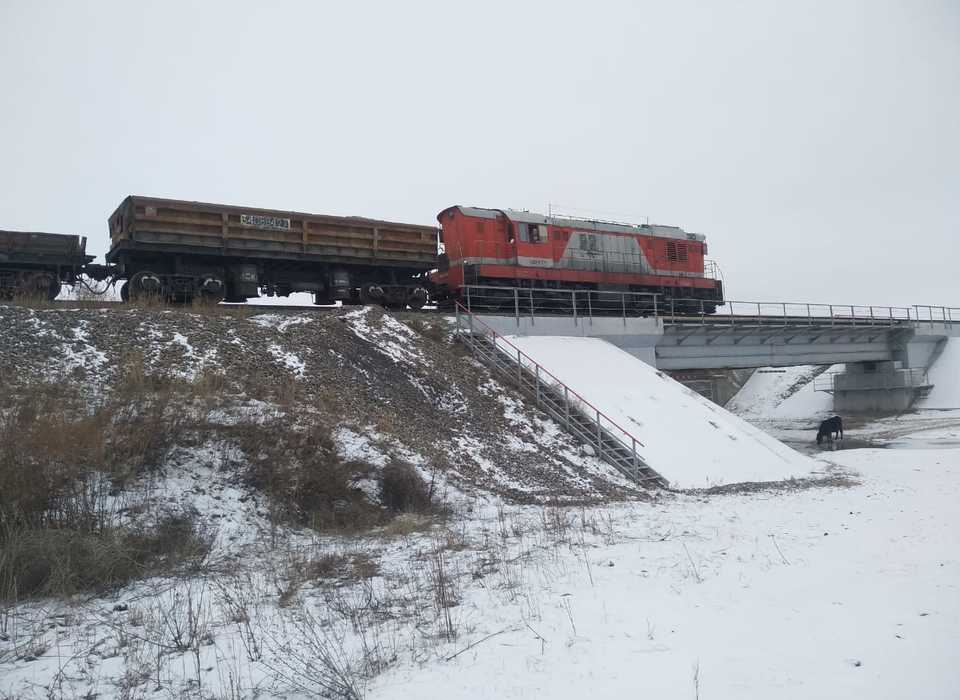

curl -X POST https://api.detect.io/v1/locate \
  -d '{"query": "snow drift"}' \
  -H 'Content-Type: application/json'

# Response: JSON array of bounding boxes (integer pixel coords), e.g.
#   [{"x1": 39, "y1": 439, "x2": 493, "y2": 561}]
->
[
  {"x1": 726, "y1": 364, "x2": 838, "y2": 420},
  {"x1": 919, "y1": 338, "x2": 960, "y2": 410},
  {"x1": 500, "y1": 336, "x2": 825, "y2": 489}
]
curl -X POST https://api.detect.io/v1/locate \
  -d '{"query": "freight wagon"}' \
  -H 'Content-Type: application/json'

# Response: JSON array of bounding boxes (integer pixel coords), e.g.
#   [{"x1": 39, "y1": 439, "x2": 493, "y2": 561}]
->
[
  {"x1": 106, "y1": 196, "x2": 438, "y2": 306},
  {"x1": 0, "y1": 229, "x2": 94, "y2": 300}
]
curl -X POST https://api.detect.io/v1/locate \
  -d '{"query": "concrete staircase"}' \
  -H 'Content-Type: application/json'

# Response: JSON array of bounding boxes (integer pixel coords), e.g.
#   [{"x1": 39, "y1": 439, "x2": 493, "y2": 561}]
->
[{"x1": 455, "y1": 304, "x2": 667, "y2": 488}]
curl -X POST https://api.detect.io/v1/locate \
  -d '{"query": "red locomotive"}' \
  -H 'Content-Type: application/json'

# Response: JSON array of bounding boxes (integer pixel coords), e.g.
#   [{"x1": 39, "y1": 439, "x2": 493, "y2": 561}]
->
[{"x1": 430, "y1": 206, "x2": 724, "y2": 312}]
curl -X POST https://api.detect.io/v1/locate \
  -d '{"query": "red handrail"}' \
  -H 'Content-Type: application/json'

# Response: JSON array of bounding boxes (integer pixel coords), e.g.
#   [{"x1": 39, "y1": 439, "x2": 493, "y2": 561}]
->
[{"x1": 455, "y1": 302, "x2": 645, "y2": 448}]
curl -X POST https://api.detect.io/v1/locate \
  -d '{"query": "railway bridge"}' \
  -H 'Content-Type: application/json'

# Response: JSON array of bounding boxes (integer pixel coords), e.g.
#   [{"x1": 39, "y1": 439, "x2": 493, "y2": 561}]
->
[{"x1": 457, "y1": 286, "x2": 960, "y2": 413}]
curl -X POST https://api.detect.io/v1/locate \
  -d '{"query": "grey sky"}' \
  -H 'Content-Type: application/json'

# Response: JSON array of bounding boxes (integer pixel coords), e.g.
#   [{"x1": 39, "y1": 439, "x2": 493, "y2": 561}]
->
[{"x1": 1, "y1": 1, "x2": 957, "y2": 306}]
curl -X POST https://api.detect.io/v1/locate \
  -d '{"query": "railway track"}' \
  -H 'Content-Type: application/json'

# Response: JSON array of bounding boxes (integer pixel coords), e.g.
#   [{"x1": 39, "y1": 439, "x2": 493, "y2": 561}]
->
[{"x1": 32, "y1": 300, "x2": 921, "y2": 327}]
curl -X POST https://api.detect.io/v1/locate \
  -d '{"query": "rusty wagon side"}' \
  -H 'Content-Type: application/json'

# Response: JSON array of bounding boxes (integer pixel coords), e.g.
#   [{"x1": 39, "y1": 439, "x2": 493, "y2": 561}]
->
[
  {"x1": 106, "y1": 196, "x2": 438, "y2": 305},
  {"x1": 0, "y1": 230, "x2": 94, "y2": 300}
]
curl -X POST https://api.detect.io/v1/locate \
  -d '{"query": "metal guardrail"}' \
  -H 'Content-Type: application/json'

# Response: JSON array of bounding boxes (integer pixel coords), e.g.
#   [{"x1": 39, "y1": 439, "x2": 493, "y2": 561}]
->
[
  {"x1": 453, "y1": 301, "x2": 666, "y2": 487},
  {"x1": 463, "y1": 284, "x2": 660, "y2": 322},
  {"x1": 913, "y1": 305, "x2": 960, "y2": 328},
  {"x1": 461, "y1": 284, "x2": 924, "y2": 329}
]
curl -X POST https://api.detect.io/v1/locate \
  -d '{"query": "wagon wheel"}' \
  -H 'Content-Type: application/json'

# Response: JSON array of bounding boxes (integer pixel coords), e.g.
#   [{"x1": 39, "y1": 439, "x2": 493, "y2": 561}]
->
[
  {"x1": 406, "y1": 287, "x2": 429, "y2": 311},
  {"x1": 198, "y1": 277, "x2": 226, "y2": 304},
  {"x1": 46, "y1": 279, "x2": 62, "y2": 301},
  {"x1": 359, "y1": 283, "x2": 385, "y2": 305},
  {"x1": 17, "y1": 272, "x2": 58, "y2": 301},
  {"x1": 127, "y1": 271, "x2": 164, "y2": 301}
]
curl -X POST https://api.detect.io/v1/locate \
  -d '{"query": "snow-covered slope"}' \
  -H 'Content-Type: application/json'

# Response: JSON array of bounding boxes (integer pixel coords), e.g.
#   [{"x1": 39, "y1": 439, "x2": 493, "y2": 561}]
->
[
  {"x1": 499, "y1": 336, "x2": 824, "y2": 489},
  {"x1": 0, "y1": 304, "x2": 636, "y2": 502},
  {"x1": 919, "y1": 338, "x2": 960, "y2": 410},
  {"x1": 726, "y1": 364, "x2": 838, "y2": 420}
]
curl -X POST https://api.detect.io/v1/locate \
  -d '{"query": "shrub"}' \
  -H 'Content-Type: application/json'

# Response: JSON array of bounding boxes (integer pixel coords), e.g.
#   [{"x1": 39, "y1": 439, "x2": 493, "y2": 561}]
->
[
  {"x1": 240, "y1": 422, "x2": 382, "y2": 532},
  {"x1": 378, "y1": 461, "x2": 433, "y2": 514},
  {"x1": 0, "y1": 512, "x2": 210, "y2": 601}
]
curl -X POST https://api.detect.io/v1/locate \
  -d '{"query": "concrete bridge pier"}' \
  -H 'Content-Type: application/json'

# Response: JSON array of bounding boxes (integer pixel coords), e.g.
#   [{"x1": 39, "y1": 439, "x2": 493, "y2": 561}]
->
[{"x1": 830, "y1": 361, "x2": 930, "y2": 414}]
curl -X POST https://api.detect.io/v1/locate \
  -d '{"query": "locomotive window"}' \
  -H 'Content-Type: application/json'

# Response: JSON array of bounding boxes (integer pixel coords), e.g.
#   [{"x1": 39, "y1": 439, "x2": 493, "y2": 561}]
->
[
  {"x1": 579, "y1": 233, "x2": 598, "y2": 252},
  {"x1": 519, "y1": 223, "x2": 546, "y2": 243}
]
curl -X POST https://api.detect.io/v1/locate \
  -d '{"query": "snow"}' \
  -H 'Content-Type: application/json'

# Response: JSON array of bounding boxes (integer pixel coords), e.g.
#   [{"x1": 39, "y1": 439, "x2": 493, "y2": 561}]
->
[
  {"x1": 919, "y1": 338, "x2": 960, "y2": 409},
  {"x1": 267, "y1": 343, "x2": 306, "y2": 377},
  {"x1": 342, "y1": 306, "x2": 425, "y2": 366},
  {"x1": 726, "y1": 364, "x2": 839, "y2": 419},
  {"x1": 371, "y1": 446, "x2": 960, "y2": 700},
  {"x1": 3, "y1": 432, "x2": 959, "y2": 698},
  {"x1": 498, "y1": 335, "x2": 823, "y2": 489},
  {"x1": 249, "y1": 313, "x2": 314, "y2": 332}
]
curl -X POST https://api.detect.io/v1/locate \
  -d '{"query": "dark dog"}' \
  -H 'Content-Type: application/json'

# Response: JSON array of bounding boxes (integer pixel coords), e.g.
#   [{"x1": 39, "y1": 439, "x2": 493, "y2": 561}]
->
[{"x1": 816, "y1": 416, "x2": 843, "y2": 446}]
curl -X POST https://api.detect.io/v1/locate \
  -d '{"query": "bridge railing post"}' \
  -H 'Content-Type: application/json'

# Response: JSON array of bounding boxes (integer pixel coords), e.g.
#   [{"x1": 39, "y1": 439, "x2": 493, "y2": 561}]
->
[
  {"x1": 622, "y1": 292, "x2": 627, "y2": 325},
  {"x1": 467, "y1": 311, "x2": 476, "y2": 356},
  {"x1": 572, "y1": 290, "x2": 578, "y2": 325},
  {"x1": 529, "y1": 288, "x2": 535, "y2": 326},
  {"x1": 535, "y1": 364, "x2": 541, "y2": 404},
  {"x1": 850, "y1": 305, "x2": 856, "y2": 326},
  {"x1": 756, "y1": 302, "x2": 762, "y2": 325},
  {"x1": 806, "y1": 303, "x2": 811, "y2": 325},
  {"x1": 632, "y1": 437, "x2": 639, "y2": 483},
  {"x1": 596, "y1": 409, "x2": 602, "y2": 458},
  {"x1": 829, "y1": 304, "x2": 834, "y2": 327},
  {"x1": 653, "y1": 293, "x2": 658, "y2": 319}
]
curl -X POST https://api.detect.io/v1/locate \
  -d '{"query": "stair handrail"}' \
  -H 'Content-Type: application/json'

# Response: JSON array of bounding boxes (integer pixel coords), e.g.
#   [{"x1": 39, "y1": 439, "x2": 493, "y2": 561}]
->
[{"x1": 455, "y1": 301, "x2": 645, "y2": 450}]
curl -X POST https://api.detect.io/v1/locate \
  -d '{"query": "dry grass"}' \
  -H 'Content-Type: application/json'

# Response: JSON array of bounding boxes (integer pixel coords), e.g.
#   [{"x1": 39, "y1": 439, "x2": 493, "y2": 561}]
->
[
  {"x1": 238, "y1": 421, "x2": 384, "y2": 533},
  {"x1": 0, "y1": 512, "x2": 211, "y2": 601},
  {"x1": 0, "y1": 361, "x2": 211, "y2": 601}
]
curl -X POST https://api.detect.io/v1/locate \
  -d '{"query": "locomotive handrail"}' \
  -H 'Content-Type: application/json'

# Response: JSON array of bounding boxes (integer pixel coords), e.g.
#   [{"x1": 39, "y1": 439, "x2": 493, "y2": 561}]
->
[{"x1": 454, "y1": 301, "x2": 648, "y2": 455}]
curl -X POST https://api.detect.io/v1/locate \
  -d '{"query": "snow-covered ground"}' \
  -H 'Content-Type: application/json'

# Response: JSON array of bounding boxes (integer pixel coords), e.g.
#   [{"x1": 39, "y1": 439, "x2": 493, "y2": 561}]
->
[
  {"x1": 369, "y1": 444, "x2": 960, "y2": 700},
  {"x1": 3, "y1": 431, "x2": 957, "y2": 699},
  {"x1": 3, "y1": 309, "x2": 959, "y2": 699},
  {"x1": 498, "y1": 336, "x2": 825, "y2": 489}
]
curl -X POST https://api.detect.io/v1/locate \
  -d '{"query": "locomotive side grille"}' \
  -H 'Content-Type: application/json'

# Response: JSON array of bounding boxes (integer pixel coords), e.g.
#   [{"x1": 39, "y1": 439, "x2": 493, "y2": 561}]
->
[{"x1": 666, "y1": 241, "x2": 689, "y2": 263}]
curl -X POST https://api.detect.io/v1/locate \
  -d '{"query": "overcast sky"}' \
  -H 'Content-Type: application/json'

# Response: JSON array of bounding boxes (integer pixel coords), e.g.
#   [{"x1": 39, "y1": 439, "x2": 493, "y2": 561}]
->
[{"x1": 1, "y1": 1, "x2": 957, "y2": 306}]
